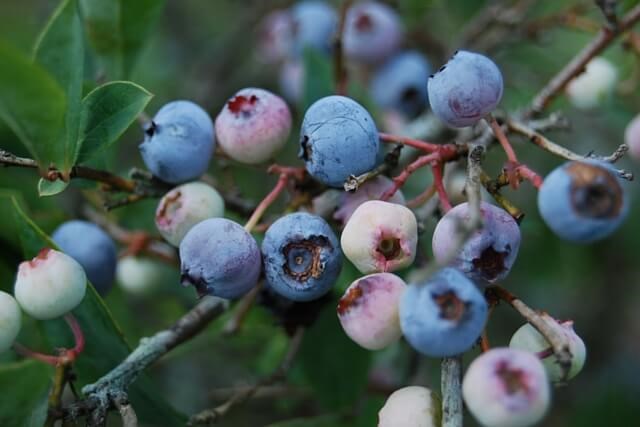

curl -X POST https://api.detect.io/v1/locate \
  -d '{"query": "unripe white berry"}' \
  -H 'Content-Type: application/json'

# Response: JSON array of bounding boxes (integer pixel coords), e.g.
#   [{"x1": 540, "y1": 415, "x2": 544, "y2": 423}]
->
[
  {"x1": 378, "y1": 386, "x2": 441, "y2": 427},
  {"x1": 14, "y1": 248, "x2": 87, "y2": 320},
  {"x1": 116, "y1": 256, "x2": 164, "y2": 296},
  {"x1": 0, "y1": 291, "x2": 21, "y2": 353},
  {"x1": 565, "y1": 57, "x2": 617, "y2": 110},
  {"x1": 155, "y1": 182, "x2": 225, "y2": 246},
  {"x1": 341, "y1": 200, "x2": 418, "y2": 274},
  {"x1": 510, "y1": 320, "x2": 586, "y2": 383}
]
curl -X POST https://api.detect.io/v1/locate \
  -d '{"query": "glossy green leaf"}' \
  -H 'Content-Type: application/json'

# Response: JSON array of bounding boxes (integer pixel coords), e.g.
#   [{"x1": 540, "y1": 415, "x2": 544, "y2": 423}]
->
[
  {"x1": 0, "y1": 360, "x2": 52, "y2": 427},
  {"x1": 33, "y1": 0, "x2": 84, "y2": 173},
  {"x1": 0, "y1": 41, "x2": 66, "y2": 172},
  {"x1": 302, "y1": 48, "x2": 334, "y2": 111},
  {"x1": 297, "y1": 304, "x2": 372, "y2": 410},
  {"x1": 80, "y1": 0, "x2": 166, "y2": 79},
  {"x1": 37, "y1": 178, "x2": 70, "y2": 197},
  {"x1": 76, "y1": 81, "x2": 152, "y2": 163},
  {"x1": 5, "y1": 195, "x2": 187, "y2": 426}
]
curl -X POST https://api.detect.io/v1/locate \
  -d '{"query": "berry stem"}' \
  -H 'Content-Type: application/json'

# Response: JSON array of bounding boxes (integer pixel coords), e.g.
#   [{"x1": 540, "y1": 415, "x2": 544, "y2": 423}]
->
[
  {"x1": 431, "y1": 162, "x2": 452, "y2": 212},
  {"x1": 406, "y1": 183, "x2": 436, "y2": 208},
  {"x1": 65, "y1": 313, "x2": 85, "y2": 359},
  {"x1": 485, "y1": 114, "x2": 518, "y2": 164},
  {"x1": 222, "y1": 282, "x2": 264, "y2": 336},
  {"x1": 380, "y1": 152, "x2": 440, "y2": 201},
  {"x1": 379, "y1": 132, "x2": 442, "y2": 152},
  {"x1": 244, "y1": 165, "x2": 305, "y2": 233},
  {"x1": 12, "y1": 343, "x2": 61, "y2": 366}
]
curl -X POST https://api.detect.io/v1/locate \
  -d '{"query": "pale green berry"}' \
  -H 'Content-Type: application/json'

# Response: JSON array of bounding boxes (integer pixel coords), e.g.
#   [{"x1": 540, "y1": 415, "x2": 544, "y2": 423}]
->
[{"x1": 0, "y1": 291, "x2": 21, "y2": 353}]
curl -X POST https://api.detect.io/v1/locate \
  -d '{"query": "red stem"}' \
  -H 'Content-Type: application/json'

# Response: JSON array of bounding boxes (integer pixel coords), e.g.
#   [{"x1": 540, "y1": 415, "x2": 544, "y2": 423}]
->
[
  {"x1": 431, "y1": 162, "x2": 452, "y2": 212},
  {"x1": 406, "y1": 183, "x2": 436, "y2": 208},
  {"x1": 379, "y1": 132, "x2": 442, "y2": 152},
  {"x1": 65, "y1": 313, "x2": 85, "y2": 358},
  {"x1": 12, "y1": 343, "x2": 61, "y2": 366},
  {"x1": 486, "y1": 115, "x2": 518, "y2": 163},
  {"x1": 380, "y1": 152, "x2": 440, "y2": 201}
]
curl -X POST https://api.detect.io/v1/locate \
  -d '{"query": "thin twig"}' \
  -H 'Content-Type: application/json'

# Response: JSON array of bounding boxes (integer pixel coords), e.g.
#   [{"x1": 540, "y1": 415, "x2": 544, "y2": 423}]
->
[
  {"x1": 528, "y1": 4, "x2": 640, "y2": 114},
  {"x1": 441, "y1": 355, "x2": 463, "y2": 427},
  {"x1": 333, "y1": 0, "x2": 353, "y2": 95},
  {"x1": 222, "y1": 282, "x2": 264, "y2": 336},
  {"x1": 188, "y1": 327, "x2": 305, "y2": 425}
]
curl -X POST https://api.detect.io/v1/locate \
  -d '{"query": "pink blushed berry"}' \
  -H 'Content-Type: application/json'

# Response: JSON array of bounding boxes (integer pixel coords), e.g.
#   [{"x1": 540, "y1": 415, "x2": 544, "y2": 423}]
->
[
  {"x1": 215, "y1": 88, "x2": 292, "y2": 164},
  {"x1": 334, "y1": 176, "x2": 406, "y2": 226},
  {"x1": 337, "y1": 273, "x2": 406, "y2": 350},
  {"x1": 341, "y1": 200, "x2": 418, "y2": 274},
  {"x1": 463, "y1": 348, "x2": 550, "y2": 427}
]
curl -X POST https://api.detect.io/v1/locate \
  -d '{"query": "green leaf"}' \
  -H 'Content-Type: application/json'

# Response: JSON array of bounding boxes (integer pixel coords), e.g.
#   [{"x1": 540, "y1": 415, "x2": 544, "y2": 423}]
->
[
  {"x1": 296, "y1": 304, "x2": 372, "y2": 410},
  {"x1": 266, "y1": 415, "x2": 350, "y2": 427},
  {"x1": 0, "y1": 41, "x2": 66, "y2": 172},
  {"x1": 33, "y1": 0, "x2": 84, "y2": 173},
  {"x1": 37, "y1": 178, "x2": 70, "y2": 197},
  {"x1": 302, "y1": 48, "x2": 334, "y2": 111},
  {"x1": 4, "y1": 195, "x2": 188, "y2": 426},
  {"x1": 80, "y1": 0, "x2": 166, "y2": 79},
  {"x1": 77, "y1": 81, "x2": 152, "y2": 163},
  {"x1": 0, "y1": 360, "x2": 52, "y2": 427}
]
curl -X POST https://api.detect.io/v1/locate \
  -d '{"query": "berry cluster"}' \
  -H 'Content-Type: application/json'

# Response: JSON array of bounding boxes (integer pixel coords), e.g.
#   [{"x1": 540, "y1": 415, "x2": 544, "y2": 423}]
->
[{"x1": 2, "y1": 1, "x2": 638, "y2": 426}]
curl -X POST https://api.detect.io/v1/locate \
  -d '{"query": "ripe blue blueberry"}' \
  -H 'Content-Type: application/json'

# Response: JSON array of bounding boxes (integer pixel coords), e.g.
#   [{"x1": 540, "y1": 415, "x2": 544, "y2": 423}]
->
[
  {"x1": 343, "y1": 1, "x2": 403, "y2": 65},
  {"x1": 215, "y1": 88, "x2": 292, "y2": 164},
  {"x1": 262, "y1": 212, "x2": 342, "y2": 302},
  {"x1": 291, "y1": 1, "x2": 337, "y2": 56},
  {"x1": 427, "y1": 50, "x2": 503, "y2": 127},
  {"x1": 180, "y1": 218, "x2": 261, "y2": 299},
  {"x1": 432, "y1": 202, "x2": 521, "y2": 284},
  {"x1": 370, "y1": 51, "x2": 431, "y2": 118},
  {"x1": 537, "y1": 160, "x2": 628, "y2": 243},
  {"x1": 52, "y1": 220, "x2": 117, "y2": 295},
  {"x1": 139, "y1": 100, "x2": 215, "y2": 184},
  {"x1": 400, "y1": 267, "x2": 488, "y2": 357},
  {"x1": 300, "y1": 95, "x2": 379, "y2": 187}
]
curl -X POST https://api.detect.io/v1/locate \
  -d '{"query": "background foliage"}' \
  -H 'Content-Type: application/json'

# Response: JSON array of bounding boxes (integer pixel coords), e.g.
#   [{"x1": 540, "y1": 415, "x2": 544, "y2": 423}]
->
[{"x1": 0, "y1": 0, "x2": 639, "y2": 426}]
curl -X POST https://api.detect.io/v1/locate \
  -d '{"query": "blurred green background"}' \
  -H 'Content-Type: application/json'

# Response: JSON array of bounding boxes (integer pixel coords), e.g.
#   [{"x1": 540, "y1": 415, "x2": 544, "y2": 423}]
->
[{"x1": 1, "y1": 0, "x2": 639, "y2": 426}]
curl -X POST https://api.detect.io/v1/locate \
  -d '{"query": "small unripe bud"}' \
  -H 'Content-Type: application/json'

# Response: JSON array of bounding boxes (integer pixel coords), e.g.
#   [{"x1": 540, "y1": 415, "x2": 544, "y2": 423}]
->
[
  {"x1": 565, "y1": 57, "x2": 617, "y2": 110},
  {"x1": 116, "y1": 256, "x2": 164, "y2": 296},
  {"x1": 14, "y1": 248, "x2": 87, "y2": 320}
]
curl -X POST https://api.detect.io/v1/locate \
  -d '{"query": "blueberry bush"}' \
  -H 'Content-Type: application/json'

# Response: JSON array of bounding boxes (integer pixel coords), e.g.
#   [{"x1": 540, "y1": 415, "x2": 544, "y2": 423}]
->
[{"x1": 1, "y1": 1, "x2": 640, "y2": 426}]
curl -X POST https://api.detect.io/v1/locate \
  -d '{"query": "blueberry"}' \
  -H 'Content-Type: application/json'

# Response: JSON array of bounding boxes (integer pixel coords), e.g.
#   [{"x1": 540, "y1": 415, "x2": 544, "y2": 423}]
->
[
  {"x1": 334, "y1": 175, "x2": 406, "y2": 226},
  {"x1": 432, "y1": 202, "x2": 521, "y2": 284},
  {"x1": 156, "y1": 182, "x2": 225, "y2": 247},
  {"x1": 463, "y1": 348, "x2": 550, "y2": 427},
  {"x1": 14, "y1": 248, "x2": 87, "y2": 320},
  {"x1": 427, "y1": 50, "x2": 503, "y2": 127},
  {"x1": 399, "y1": 267, "x2": 488, "y2": 357},
  {"x1": 565, "y1": 57, "x2": 617, "y2": 110},
  {"x1": 370, "y1": 50, "x2": 431, "y2": 118},
  {"x1": 139, "y1": 100, "x2": 215, "y2": 184},
  {"x1": 624, "y1": 113, "x2": 640, "y2": 161},
  {"x1": 510, "y1": 318, "x2": 586, "y2": 383},
  {"x1": 256, "y1": 9, "x2": 294, "y2": 64},
  {"x1": 117, "y1": 256, "x2": 165, "y2": 296},
  {"x1": 378, "y1": 386, "x2": 441, "y2": 427},
  {"x1": 343, "y1": 1, "x2": 403, "y2": 65},
  {"x1": 299, "y1": 95, "x2": 379, "y2": 187},
  {"x1": 537, "y1": 160, "x2": 628, "y2": 243},
  {"x1": 52, "y1": 220, "x2": 117, "y2": 295},
  {"x1": 215, "y1": 88, "x2": 292, "y2": 164},
  {"x1": 337, "y1": 273, "x2": 406, "y2": 350},
  {"x1": 262, "y1": 212, "x2": 342, "y2": 302},
  {"x1": 291, "y1": 1, "x2": 337, "y2": 56},
  {"x1": 0, "y1": 291, "x2": 21, "y2": 353},
  {"x1": 180, "y1": 218, "x2": 261, "y2": 299},
  {"x1": 341, "y1": 200, "x2": 417, "y2": 274}
]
